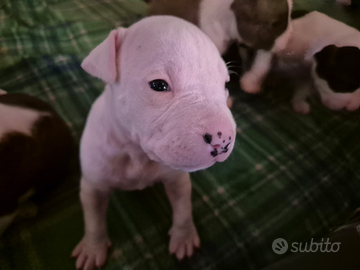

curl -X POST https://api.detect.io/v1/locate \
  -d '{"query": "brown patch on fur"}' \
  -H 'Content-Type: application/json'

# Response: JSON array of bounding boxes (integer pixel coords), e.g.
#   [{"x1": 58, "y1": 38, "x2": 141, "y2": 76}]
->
[
  {"x1": 0, "y1": 93, "x2": 57, "y2": 112},
  {"x1": 315, "y1": 45, "x2": 360, "y2": 93},
  {"x1": 231, "y1": 0, "x2": 289, "y2": 50},
  {"x1": 148, "y1": 0, "x2": 201, "y2": 25},
  {"x1": 0, "y1": 94, "x2": 73, "y2": 216}
]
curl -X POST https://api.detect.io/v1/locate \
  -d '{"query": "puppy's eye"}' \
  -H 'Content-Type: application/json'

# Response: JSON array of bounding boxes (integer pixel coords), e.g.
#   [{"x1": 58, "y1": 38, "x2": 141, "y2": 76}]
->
[{"x1": 149, "y1": 80, "x2": 169, "y2": 92}]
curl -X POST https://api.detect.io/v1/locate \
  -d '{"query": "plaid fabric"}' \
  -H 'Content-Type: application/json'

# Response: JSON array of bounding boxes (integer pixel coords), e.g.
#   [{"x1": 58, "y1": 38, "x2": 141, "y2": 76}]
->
[{"x1": 1, "y1": 0, "x2": 360, "y2": 269}]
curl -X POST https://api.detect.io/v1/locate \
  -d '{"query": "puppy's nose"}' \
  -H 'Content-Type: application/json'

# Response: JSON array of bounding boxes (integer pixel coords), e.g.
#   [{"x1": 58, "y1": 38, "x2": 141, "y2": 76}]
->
[
  {"x1": 203, "y1": 133, "x2": 213, "y2": 144},
  {"x1": 203, "y1": 131, "x2": 234, "y2": 159}
]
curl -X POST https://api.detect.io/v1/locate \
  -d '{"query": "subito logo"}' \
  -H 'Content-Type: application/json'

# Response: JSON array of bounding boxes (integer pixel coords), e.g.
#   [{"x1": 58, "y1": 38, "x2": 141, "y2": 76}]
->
[{"x1": 272, "y1": 238, "x2": 288, "y2": 254}]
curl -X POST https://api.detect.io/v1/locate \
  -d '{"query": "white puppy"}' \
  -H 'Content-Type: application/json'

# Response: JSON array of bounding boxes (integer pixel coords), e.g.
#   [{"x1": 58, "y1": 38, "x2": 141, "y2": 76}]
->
[
  {"x1": 274, "y1": 11, "x2": 360, "y2": 113},
  {"x1": 72, "y1": 16, "x2": 236, "y2": 270}
]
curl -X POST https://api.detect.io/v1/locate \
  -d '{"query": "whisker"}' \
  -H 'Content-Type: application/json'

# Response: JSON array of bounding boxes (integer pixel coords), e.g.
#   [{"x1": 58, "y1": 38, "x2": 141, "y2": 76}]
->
[
  {"x1": 226, "y1": 65, "x2": 239, "y2": 69},
  {"x1": 228, "y1": 70, "x2": 239, "y2": 76},
  {"x1": 226, "y1": 61, "x2": 241, "y2": 68},
  {"x1": 226, "y1": 60, "x2": 241, "y2": 65}
]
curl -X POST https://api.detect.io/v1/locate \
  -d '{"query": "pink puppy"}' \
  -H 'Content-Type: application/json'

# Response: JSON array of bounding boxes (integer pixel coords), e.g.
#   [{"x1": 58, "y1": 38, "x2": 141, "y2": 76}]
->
[{"x1": 72, "y1": 16, "x2": 236, "y2": 270}]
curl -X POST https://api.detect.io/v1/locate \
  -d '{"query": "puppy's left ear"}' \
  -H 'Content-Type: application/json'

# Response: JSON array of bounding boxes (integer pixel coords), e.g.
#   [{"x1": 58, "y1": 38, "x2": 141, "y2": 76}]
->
[{"x1": 81, "y1": 28, "x2": 126, "y2": 83}]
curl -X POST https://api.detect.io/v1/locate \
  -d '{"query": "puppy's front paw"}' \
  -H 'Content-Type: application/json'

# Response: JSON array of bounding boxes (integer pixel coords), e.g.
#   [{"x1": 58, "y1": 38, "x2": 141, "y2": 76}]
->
[
  {"x1": 169, "y1": 224, "x2": 200, "y2": 260},
  {"x1": 72, "y1": 237, "x2": 111, "y2": 270},
  {"x1": 240, "y1": 72, "x2": 262, "y2": 94},
  {"x1": 292, "y1": 101, "x2": 310, "y2": 114},
  {"x1": 321, "y1": 95, "x2": 351, "y2": 111},
  {"x1": 346, "y1": 100, "x2": 360, "y2": 111}
]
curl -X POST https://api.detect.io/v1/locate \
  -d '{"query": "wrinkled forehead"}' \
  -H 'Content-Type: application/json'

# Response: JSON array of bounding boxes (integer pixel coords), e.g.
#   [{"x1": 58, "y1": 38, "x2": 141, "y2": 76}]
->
[{"x1": 121, "y1": 17, "x2": 228, "y2": 83}]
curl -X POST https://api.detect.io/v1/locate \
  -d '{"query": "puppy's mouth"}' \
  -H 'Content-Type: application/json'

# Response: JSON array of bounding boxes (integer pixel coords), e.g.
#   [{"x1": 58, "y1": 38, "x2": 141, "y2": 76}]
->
[
  {"x1": 142, "y1": 131, "x2": 235, "y2": 172},
  {"x1": 145, "y1": 149, "x2": 164, "y2": 164},
  {"x1": 144, "y1": 148, "x2": 217, "y2": 172},
  {"x1": 210, "y1": 143, "x2": 231, "y2": 159}
]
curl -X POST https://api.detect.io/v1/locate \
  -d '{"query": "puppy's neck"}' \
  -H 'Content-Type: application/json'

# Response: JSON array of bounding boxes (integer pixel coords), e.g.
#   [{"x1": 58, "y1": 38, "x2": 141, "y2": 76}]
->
[{"x1": 101, "y1": 84, "x2": 139, "y2": 146}]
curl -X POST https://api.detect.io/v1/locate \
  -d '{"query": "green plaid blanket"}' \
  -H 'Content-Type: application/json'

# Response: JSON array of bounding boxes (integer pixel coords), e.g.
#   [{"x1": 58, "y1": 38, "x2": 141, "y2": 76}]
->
[{"x1": 1, "y1": 0, "x2": 360, "y2": 269}]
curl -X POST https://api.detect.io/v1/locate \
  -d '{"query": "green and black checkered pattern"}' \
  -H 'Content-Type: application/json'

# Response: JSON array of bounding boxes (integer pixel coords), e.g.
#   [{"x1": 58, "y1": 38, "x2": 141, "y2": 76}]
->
[{"x1": 1, "y1": 0, "x2": 360, "y2": 269}]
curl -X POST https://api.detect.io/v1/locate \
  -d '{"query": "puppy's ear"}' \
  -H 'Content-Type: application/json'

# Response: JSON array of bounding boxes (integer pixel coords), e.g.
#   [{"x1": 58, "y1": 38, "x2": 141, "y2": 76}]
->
[{"x1": 81, "y1": 28, "x2": 126, "y2": 83}]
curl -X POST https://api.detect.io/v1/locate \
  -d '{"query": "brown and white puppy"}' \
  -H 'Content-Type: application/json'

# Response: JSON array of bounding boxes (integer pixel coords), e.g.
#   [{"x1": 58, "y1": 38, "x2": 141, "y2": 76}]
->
[
  {"x1": 148, "y1": 0, "x2": 293, "y2": 94},
  {"x1": 0, "y1": 92, "x2": 73, "y2": 236},
  {"x1": 273, "y1": 11, "x2": 360, "y2": 113}
]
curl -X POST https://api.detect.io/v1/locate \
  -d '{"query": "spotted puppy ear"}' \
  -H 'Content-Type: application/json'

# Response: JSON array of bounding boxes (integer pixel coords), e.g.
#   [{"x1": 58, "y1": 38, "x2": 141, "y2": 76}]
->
[
  {"x1": 314, "y1": 45, "x2": 360, "y2": 93},
  {"x1": 81, "y1": 28, "x2": 126, "y2": 83}
]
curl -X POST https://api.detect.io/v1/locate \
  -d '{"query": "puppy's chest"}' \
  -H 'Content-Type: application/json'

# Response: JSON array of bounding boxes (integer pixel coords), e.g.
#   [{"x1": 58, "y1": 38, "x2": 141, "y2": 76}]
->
[
  {"x1": 274, "y1": 30, "x2": 315, "y2": 72},
  {"x1": 102, "y1": 148, "x2": 165, "y2": 190}
]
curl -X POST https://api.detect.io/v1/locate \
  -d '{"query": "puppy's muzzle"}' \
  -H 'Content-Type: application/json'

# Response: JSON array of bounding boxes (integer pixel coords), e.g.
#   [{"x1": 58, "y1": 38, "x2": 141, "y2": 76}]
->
[{"x1": 203, "y1": 127, "x2": 235, "y2": 162}]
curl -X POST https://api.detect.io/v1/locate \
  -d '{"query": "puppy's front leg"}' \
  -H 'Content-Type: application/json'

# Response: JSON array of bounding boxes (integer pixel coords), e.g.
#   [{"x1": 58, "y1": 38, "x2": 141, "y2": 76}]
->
[
  {"x1": 163, "y1": 172, "x2": 200, "y2": 260},
  {"x1": 240, "y1": 49, "x2": 272, "y2": 94},
  {"x1": 72, "y1": 179, "x2": 111, "y2": 270},
  {"x1": 292, "y1": 82, "x2": 312, "y2": 114}
]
